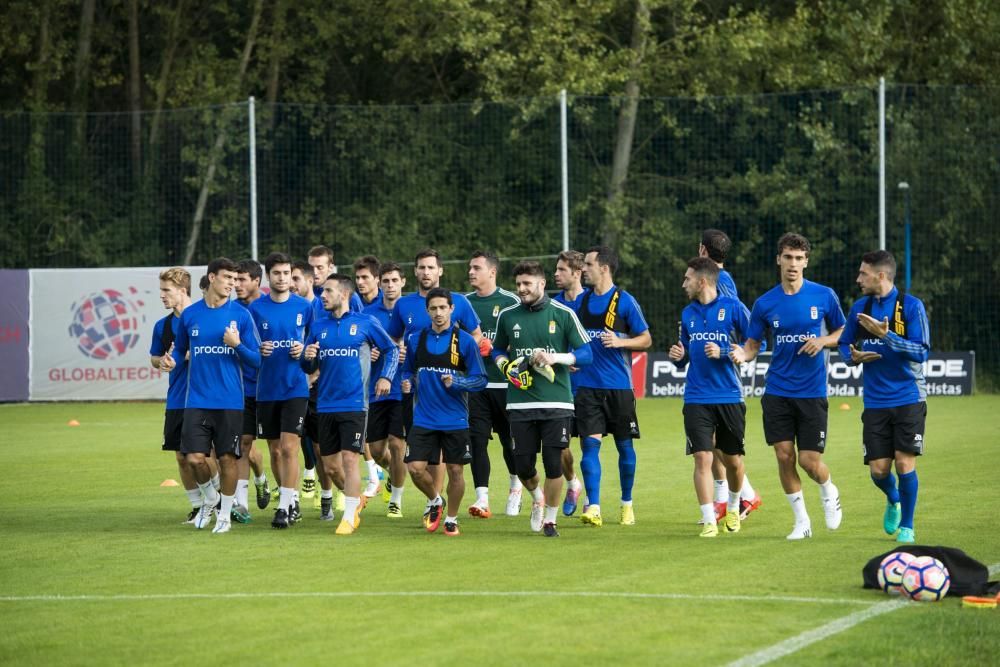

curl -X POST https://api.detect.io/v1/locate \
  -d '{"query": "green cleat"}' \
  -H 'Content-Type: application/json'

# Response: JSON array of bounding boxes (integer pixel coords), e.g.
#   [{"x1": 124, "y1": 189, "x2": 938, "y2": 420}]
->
[
  {"x1": 700, "y1": 522, "x2": 718, "y2": 537},
  {"x1": 883, "y1": 502, "x2": 902, "y2": 535},
  {"x1": 723, "y1": 510, "x2": 741, "y2": 533},
  {"x1": 230, "y1": 504, "x2": 252, "y2": 524},
  {"x1": 382, "y1": 480, "x2": 393, "y2": 504},
  {"x1": 896, "y1": 526, "x2": 915, "y2": 543}
]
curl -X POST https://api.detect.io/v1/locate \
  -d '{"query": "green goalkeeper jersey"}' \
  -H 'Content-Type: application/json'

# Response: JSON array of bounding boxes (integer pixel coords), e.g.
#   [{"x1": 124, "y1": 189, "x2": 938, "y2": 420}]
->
[
  {"x1": 493, "y1": 296, "x2": 589, "y2": 415},
  {"x1": 467, "y1": 287, "x2": 520, "y2": 388}
]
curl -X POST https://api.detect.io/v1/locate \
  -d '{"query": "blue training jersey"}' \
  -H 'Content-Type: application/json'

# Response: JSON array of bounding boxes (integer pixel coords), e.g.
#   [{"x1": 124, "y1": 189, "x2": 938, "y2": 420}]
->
[
  {"x1": 553, "y1": 290, "x2": 587, "y2": 395},
  {"x1": 248, "y1": 293, "x2": 313, "y2": 401},
  {"x1": 235, "y1": 297, "x2": 261, "y2": 397},
  {"x1": 150, "y1": 313, "x2": 188, "y2": 410},
  {"x1": 718, "y1": 269, "x2": 739, "y2": 301},
  {"x1": 363, "y1": 297, "x2": 403, "y2": 402},
  {"x1": 173, "y1": 299, "x2": 261, "y2": 411},
  {"x1": 301, "y1": 311, "x2": 399, "y2": 413},
  {"x1": 747, "y1": 280, "x2": 846, "y2": 399},
  {"x1": 678, "y1": 295, "x2": 750, "y2": 405},
  {"x1": 573, "y1": 286, "x2": 649, "y2": 391},
  {"x1": 401, "y1": 326, "x2": 487, "y2": 430},
  {"x1": 387, "y1": 291, "x2": 481, "y2": 341},
  {"x1": 837, "y1": 287, "x2": 930, "y2": 409}
]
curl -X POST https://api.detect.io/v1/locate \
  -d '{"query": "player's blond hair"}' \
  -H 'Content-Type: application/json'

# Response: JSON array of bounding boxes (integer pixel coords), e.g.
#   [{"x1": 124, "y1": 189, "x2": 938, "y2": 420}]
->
[{"x1": 159, "y1": 267, "x2": 191, "y2": 296}]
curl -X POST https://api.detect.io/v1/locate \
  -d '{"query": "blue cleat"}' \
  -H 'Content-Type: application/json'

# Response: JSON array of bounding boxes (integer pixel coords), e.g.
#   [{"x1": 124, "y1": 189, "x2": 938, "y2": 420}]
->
[
  {"x1": 883, "y1": 502, "x2": 902, "y2": 535},
  {"x1": 897, "y1": 527, "x2": 915, "y2": 544},
  {"x1": 562, "y1": 485, "x2": 582, "y2": 516}
]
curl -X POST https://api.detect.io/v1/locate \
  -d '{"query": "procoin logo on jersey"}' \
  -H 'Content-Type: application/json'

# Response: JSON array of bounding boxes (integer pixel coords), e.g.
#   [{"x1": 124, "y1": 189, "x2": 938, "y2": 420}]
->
[
  {"x1": 548, "y1": 320, "x2": 556, "y2": 334},
  {"x1": 717, "y1": 308, "x2": 726, "y2": 321},
  {"x1": 810, "y1": 306, "x2": 818, "y2": 320},
  {"x1": 350, "y1": 324, "x2": 357, "y2": 335}
]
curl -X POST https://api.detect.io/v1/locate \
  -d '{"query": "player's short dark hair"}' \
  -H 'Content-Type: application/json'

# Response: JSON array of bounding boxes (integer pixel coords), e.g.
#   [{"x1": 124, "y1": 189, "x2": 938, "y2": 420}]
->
[
  {"x1": 324, "y1": 272, "x2": 355, "y2": 294},
  {"x1": 379, "y1": 261, "x2": 403, "y2": 279},
  {"x1": 557, "y1": 250, "x2": 584, "y2": 272},
  {"x1": 264, "y1": 252, "x2": 293, "y2": 275},
  {"x1": 861, "y1": 250, "x2": 897, "y2": 281},
  {"x1": 208, "y1": 257, "x2": 240, "y2": 276},
  {"x1": 308, "y1": 245, "x2": 335, "y2": 263},
  {"x1": 470, "y1": 250, "x2": 500, "y2": 271},
  {"x1": 513, "y1": 260, "x2": 545, "y2": 279},
  {"x1": 414, "y1": 248, "x2": 441, "y2": 267},
  {"x1": 701, "y1": 229, "x2": 732, "y2": 263},
  {"x1": 199, "y1": 274, "x2": 209, "y2": 291},
  {"x1": 235, "y1": 258, "x2": 262, "y2": 281},
  {"x1": 687, "y1": 256, "x2": 720, "y2": 285},
  {"x1": 159, "y1": 267, "x2": 191, "y2": 296},
  {"x1": 586, "y1": 245, "x2": 620, "y2": 276},
  {"x1": 353, "y1": 255, "x2": 380, "y2": 276},
  {"x1": 425, "y1": 287, "x2": 452, "y2": 306},
  {"x1": 291, "y1": 260, "x2": 312, "y2": 275},
  {"x1": 777, "y1": 233, "x2": 811, "y2": 256}
]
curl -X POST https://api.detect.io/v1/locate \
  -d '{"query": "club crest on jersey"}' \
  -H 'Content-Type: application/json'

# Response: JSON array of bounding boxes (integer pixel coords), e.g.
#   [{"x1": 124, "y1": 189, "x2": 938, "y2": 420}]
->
[
  {"x1": 549, "y1": 320, "x2": 556, "y2": 334},
  {"x1": 492, "y1": 305, "x2": 500, "y2": 317},
  {"x1": 350, "y1": 324, "x2": 357, "y2": 335},
  {"x1": 296, "y1": 314, "x2": 303, "y2": 326},
  {"x1": 717, "y1": 308, "x2": 726, "y2": 321},
  {"x1": 810, "y1": 306, "x2": 818, "y2": 320},
  {"x1": 229, "y1": 320, "x2": 237, "y2": 331}
]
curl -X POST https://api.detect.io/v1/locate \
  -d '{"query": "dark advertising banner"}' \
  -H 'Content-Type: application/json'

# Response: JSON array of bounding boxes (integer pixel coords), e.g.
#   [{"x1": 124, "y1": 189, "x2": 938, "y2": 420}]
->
[
  {"x1": 0, "y1": 270, "x2": 30, "y2": 401},
  {"x1": 642, "y1": 351, "x2": 975, "y2": 398}
]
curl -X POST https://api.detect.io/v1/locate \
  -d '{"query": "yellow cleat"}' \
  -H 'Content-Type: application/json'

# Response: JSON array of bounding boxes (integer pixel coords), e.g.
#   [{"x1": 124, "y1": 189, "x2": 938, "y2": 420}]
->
[
  {"x1": 382, "y1": 480, "x2": 392, "y2": 504},
  {"x1": 724, "y1": 510, "x2": 741, "y2": 533},
  {"x1": 386, "y1": 502, "x2": 403, "y2": 518},
  {"x1": 581, "y1": 505, "x2": 603, "y2": 527},
  {"x1": 700, "y1": 522, "x2": 719, "y2": 537},
  {"x1": 335, "y1": 519, "x2": 354, "y2": 535},
  {"x1": 619, "y1": 504, "x2": 635, "y2": 526}
]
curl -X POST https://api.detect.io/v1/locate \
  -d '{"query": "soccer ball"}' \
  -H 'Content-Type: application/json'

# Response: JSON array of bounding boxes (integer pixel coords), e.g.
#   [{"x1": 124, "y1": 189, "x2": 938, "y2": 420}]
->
[
  {"x1": 901, "y1": 556, "x2": 951, "y2": 601},
  {"x1": 877, "y1": 551, "x2": 915, "y2": 595}
]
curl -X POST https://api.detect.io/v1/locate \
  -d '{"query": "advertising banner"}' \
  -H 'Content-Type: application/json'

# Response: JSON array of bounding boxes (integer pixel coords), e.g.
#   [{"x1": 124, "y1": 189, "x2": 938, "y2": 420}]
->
[
  {"x1": 0, "y1": 270, "x2": 30, "y2": 401},
  {"x1": 29, "y1": 266, "x2": 204, "y2": 401},
  {"x1": 642, "y1": 351, "x2": 975, "y2": 398}
]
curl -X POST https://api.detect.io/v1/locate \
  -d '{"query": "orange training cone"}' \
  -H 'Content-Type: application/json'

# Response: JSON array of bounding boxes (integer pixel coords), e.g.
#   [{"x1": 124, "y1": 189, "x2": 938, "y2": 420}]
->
[{"x1": 160, "y1": 479, "x2": 180, "y2": 487}]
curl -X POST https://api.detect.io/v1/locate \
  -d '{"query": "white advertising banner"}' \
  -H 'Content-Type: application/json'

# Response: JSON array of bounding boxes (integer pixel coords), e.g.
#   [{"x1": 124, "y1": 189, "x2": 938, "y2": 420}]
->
[{"x1": 29, "y1": 266, "x2": 206, "y2": 401}]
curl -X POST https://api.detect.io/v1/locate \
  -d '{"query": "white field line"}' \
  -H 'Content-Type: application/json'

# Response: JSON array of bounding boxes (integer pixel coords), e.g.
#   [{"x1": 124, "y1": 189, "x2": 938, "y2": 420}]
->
[
  {"x1": 726, "y1": 561, "x2": 1000, "y2": 667},
  {"x1": 0, "y1": 590, "x2": 874, "y2": 605}
]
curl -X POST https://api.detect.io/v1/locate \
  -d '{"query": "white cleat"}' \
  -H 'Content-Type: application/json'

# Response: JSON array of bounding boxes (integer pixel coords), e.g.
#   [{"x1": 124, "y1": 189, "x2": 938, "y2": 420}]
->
[
  {"x1": 194, "y1": 503, "x2": 215, "y2": 530},
  {"x1": 506, "y1": 488, "x2": 523, "y2": 516},
  {"x1": 529, "y1": 501, "x2": 544, "y2": 533},
  {"x1": 786, "y1": 522, "x2": 812, "y2": 540},
  {"x1": 363, "y1": 481, "x2": 380, "y2": 498},
  {"x1": 211, "y1": 517, "x2": 231, "y2": 534},
  {"x1": 822, "y1": 491, "x2": 843, "y2": 530}
]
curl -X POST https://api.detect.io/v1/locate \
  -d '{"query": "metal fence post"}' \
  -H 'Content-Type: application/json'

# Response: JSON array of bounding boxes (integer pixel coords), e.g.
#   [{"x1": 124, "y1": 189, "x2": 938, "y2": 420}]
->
[
  {"x1": 560, "y1": 89, "x2": 569, "y2": 252},
  {"x1": 249, "y1": 95, "x2": 258, "y2": 261}
]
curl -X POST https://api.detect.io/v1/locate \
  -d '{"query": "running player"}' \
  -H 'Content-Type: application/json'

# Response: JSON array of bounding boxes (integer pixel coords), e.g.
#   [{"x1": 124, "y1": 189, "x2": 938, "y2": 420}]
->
[
  {"x1": 837, "y1": 250, "x2": 930, "y2": 544},
  {"x1": 353, "y1": 255, "x2": 386, "y2": 499},
  {"x1": 160, "y1": 257, "x2": 261, "y2": 534},
  {"x1": 302, "y1": 273, "x2": 399, "y2": 535},
  {"x1": 465, "y1": 250, "x2": 521, "y2": 519},
  {"x1": 575, "y1": 246, "x2": 651, "y2": 527},
  {"x1": 730, "y1": 233, "x2": 845, "y2": 539},
  {"x1": 669, "y1": 257, "x2": 750, "y2": 537},
  {"x1": 233, "y1": 258, "x2": 268, "y2": 520},
  {"x1": 249, "y1": 252, "x2": 313, "y2": 529},
  {"x1": 400, "y1": 288, "x2": 487, "y2": 536},
  {"x1": 308, "y1": 245, "x2": 364, "y2": 312},
  {"x1": 491, "y1": 261, "x2": 593, "y2": 537}
]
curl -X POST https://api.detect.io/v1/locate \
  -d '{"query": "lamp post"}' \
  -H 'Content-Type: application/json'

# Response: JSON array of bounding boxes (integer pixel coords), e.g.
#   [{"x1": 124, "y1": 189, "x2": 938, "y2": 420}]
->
[{"x1": 898, "y1": 182, "x2": 912, "y2": 291}]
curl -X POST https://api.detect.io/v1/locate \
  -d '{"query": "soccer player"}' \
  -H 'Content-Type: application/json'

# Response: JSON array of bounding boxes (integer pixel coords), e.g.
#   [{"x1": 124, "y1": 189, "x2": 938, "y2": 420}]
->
[
  {"x1": 400, "y1": 288, "x2": 487, "y2": 536},
  {"x1": 249, "y1": 252, "x2": 314, "y2": 529},
  {"x1": 363, "y1": 262, "x2": 409, "y2": 518},
  {"x1": 308, "y1": 245, "x2": 364, "y2": 312},
  {"x1": 574, "y1": 246, "x2": 651, "y2": 527},
  {"x1": 491, "y1": 261, "x2": 593, "y2": 537},
  {"x1": 292, "y1": 260, "x2": 327, "y2": 511},
  {"x1": 150, "y1": 267, "x2": 200, "y2": 522},
  {"x1": 465, "y1": 250, "x2": 521, "y2": 519},
  {"x1": 354, "y1": 255, "x2": 387, "y2": 499},
  {"x1": 551, "y1": 250, "x2": 587, "y2": 515},
  {"x1": 837, "y1": 250, "x2": 930, "y2": 544},
  {"x1": 668, "y1": 257, "x2": 750, "y2": 537},
  {"x1": 233, "y1": 258, "x2": 268, "y2": 520},
  {"x1": 730, "y1": 233, "x2": 846, "y2": 539},
  {"x1": 698, "y1": 230, "x2": 762, "y2": 521},
  {"x1": 160, "y1": 257, "x2": 261, "y2": 534},
  {"x1": 301, "y1": 273, "x2": 399, "y2": 535}
]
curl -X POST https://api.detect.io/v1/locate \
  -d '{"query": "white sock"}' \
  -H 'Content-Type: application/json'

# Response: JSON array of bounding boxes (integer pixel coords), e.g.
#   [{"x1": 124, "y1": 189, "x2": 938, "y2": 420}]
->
[
  {"x1": 819, "y1": 477, "x2": 836, "y2": 499},
  {"x1": 727, "y1": 491, "x2": 740, "y2": 513},
  {"x1": 210, "y1": 473, "x2": 221, "y2": 492},
  {"x1": 786, "y1": 492, "x2": 809, "y2": 524},
  {"x1": 219, "y1": 494, "x2": 234, "y2": 521},
  {"x1": 198, "y1": 481, "x2": 219, "y2": 507},
  {"x1": 433, "y1": 495, "x2": 443, "y2": 507},
  {"x1": 568, "y1": 477, "x2": 581, "y2": 491},
  {"x1": 321, "y1": 489, "x2": 334, "y2": 500},
  {"x1": 544, "y1": 505, "x2": 558, "y2": 523},
  {"x1": 366, "y1": 459, "x2": 379, "y2": 480},
  {"x1": 254, "y1": 473, "x2": 266, "y2": 485},
  {"x1": 185, "y1": 488, "x2": 202, "y2": 508},
  {"x1": 343, "y1": 496, "x2": 361, "y2": 522},
  {"x1": 475, "y1": 486, "x2": 489, "y2": 503},
  {"x1": 510, "y1": 475, "x2": 523, "y2": 491},
  {"x1": 445, "y1": 515, "x2": 458, "y2": 524},
  {"x1": 235, "y1": 479, "x2": 249, "y2": 508},
  {"x1": 621, "y1": 499, "x2": 633, "y2": 507},
  {"x1": 279, "y1": 486, "x2": 294, "y2": 511},
  {"x1": 303, "y1": 468, "x2": 316, "y2": 481},
  {"x1": 531, "y1": 487, "x2": 544, "y2": 504},
  {"x1": 390, "y1": 486, "x2": 404, "y2": 504},
  {"x1": 713, "y1": 479, "x2": 728, "y2": 503},
  {"x1": 740, "y1": 474, "x2": 756, "y2": 501},
  {"x1": 700, "y1": 503, "x2": 717, "y2": 525}
]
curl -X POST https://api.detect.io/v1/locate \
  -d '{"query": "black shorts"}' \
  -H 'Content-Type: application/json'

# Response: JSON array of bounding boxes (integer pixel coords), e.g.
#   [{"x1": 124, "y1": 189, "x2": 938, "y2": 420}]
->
[
  {"x1": 304, "y1": 399, "x2": 319, "y2": 443},
  {"x1": 762, "y1": 394, "x2": 828, "y2": 452},
  {"x1": 162, "y1": 409, "x2": 184, "y2": 452},
  {"x1": 469, "y1": 388, "x2": 511, "y2": 443},
  {"x1": 683, "y1": 403, "x2": 746, "y2": 456},
  {"x1": 367, "y1": 399, "x2": 404, "y2": 442},
  {"x1": 862, "y1": 402, "x2": 927, "y2": 464},
  {"x1": 256, "y1": 397, "x2": 308, "y2": 440},
  {"x1": 404, "y1": 427, "x2": 471, "y2": 465},
  {"x1": 242, "y1": 396, "x2": 257, "y2": 437},
  {"x1": 509, "y1": 417, "x2": 574, "y2": 454},
  {"x1": 574, "y1": 387, "x2": 641, "y2": 440},
  {"x1": 181, "y1": 409, "x2": 242, "y2": 457},
  {"x1": 317, "y1": 412, "x2": 367, "y2": 456}
]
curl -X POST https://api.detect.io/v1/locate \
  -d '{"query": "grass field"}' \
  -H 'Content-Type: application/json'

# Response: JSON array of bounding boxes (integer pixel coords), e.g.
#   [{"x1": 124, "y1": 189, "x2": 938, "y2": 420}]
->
[{"x1": 1, "y1": 396, "x2": 998, "y2": 666}]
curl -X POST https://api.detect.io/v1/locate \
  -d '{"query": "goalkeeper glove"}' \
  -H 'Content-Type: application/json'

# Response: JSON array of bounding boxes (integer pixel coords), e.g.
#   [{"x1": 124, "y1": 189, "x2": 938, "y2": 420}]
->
[{"x1": 499, "y1": 356, "x2": 533, "y2": 390}]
